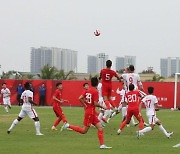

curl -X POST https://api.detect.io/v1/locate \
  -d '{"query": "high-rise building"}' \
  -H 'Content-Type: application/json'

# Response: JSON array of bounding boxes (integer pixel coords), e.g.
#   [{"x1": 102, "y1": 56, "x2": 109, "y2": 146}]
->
[
  {"x1": 87, "y1": 53, "x2": 109, "y2": 73},
  {"x1": 160, "y1": 57, "x2": 180, "y2": 77},
  {"x1": 116, "y1": 56, "x2": 136, "y2": 71},
  {"x1": 87, "y1": 56, "x2": 97, "y2": 73},
  {"x1": 31, "y1": 47, "x2": 77, "y2": 73},
  {"x1": 96, "y1": 53, "x2": 109, "y2": 73}
]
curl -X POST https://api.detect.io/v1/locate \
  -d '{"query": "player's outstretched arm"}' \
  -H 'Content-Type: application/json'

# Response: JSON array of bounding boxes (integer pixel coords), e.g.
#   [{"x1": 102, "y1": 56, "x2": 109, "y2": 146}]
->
[{"x1": 28, "y1": 97, "x2": 37, "y2": 106}]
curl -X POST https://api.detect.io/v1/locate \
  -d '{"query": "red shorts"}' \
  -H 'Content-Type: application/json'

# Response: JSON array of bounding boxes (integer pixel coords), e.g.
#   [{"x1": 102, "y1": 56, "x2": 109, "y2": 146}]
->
[
  {"x1": 53, "y1": 106, "x2": 64, "y2": 117},
  {"x1": 126, "y1": 108, "x2": 141, "y2": 122},
  {"x1": 83, "y1": 113, "x2": 100, "y2": 127},
  {"x1": 102, "y1": 84, "x2": 112, "y2": 97}
]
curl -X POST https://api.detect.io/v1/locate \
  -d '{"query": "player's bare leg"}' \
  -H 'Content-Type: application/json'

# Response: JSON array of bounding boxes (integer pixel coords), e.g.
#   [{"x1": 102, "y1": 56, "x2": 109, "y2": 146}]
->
[{"x1": 7, "y1": 116, "x2": 22, "y2": 134}]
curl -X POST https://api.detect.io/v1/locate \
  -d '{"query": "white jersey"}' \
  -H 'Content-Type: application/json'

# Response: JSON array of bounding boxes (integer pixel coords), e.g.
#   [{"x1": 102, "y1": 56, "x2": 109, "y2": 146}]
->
[
  {"x1": 21, "y1": 90, "x2": 33, "y2": 109},
  {"x1": 116, "y1": 88, "x2": 126, "y2": 103},
  {"x1": 1, "y1": 88, "x2": 10, "y2": 99},
  {"x1": 142, "y1": 95, "x2": 158, "y2": 116},
  {"x1": 121, "y1": 73, "x2": 141, "y2": 91}
]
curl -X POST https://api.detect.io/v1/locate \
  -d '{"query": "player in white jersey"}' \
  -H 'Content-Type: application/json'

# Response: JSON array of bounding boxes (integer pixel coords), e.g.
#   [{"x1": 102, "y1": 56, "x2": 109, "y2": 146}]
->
[
  {"x1": 136, "y1": 87, "x2": 173, "y2": 139},
  {"x1": 0, "y1": 83, "x2": 11, "y2": 113},
  {"x1": 7, "y1": 82, "x2": 43, "y2": 136},
  {"x1": 97, "y1": 82, "x2": 110, "y2": 126}
]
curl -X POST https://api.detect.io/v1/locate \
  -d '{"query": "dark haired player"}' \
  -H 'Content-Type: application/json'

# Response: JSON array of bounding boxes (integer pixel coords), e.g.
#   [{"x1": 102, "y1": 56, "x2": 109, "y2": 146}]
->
[
  {"x1": 51, "y1": 82, "x2": 69, "y2": 131},
  {"x1": 99, "y1": 60, "x2": 120, "y2": 112},
  {"x1": 117, "y1": 84, "x2": 144, "y2": 135},
  {"x1": 61, "y1": 77, "x2": 112, "y2": 149},
  {"x1": 137, "y1": 87, "x2": 173, "y2": 138},
  {"x1": 7, "y1": 82, "x2": 43, "y2": 135}
]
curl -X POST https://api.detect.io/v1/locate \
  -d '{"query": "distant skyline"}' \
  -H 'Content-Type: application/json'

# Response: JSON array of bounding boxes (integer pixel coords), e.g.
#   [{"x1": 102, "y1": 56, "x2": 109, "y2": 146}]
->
[{"x1": 0, "y1": 0, "x2": 180, "y2": 74}]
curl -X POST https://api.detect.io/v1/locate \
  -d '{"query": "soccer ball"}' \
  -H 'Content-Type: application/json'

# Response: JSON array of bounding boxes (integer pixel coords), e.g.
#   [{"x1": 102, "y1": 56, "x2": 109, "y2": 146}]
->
[{"x1": 94, "y1": 29, "x2": 100, "y2": 36}]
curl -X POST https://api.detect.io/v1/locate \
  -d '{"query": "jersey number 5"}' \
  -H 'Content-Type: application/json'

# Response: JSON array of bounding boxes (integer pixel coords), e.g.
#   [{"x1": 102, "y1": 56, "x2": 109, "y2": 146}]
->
[{"x1": 106, "y1": 74, "x2": 110, "y2": 80}]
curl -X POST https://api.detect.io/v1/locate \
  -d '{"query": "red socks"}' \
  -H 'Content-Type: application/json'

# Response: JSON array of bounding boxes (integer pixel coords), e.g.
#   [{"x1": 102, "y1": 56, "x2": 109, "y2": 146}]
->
[
  {"x1": 120, "y1": 120, "x2": 127, "y2": 130},
  {"x1": 139, "y1": 121, "x2": 144, "y2": 130},
  {"x1": 98, "y1": 130, "x2": 104, "y2": 145},
  {"x1": 69, "y1": 125, "x2": 84, "y2": 134},
  {"x1": 54, "y1": 118, "x2": 62, "y2": 127},
  {"x1": 61, "y1": 114, "x2": 67, "y2": 123},
  {"x1": 109, "y1": 99, "x2": 116, "y2": 108}
]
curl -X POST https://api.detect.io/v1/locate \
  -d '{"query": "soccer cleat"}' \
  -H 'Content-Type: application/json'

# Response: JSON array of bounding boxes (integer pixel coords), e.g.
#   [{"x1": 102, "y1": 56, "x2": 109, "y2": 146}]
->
[
  {"x1": 117, "y1": 129, "x2": 121, "y2": 135},
  {"x1": 136, "y1": 131, "x2": 140, "y2": 139},
  {"x1": 144, "y1": 122, "x2": 149, "y2": 127},
  {"x1": 101, "y1": 121, "x2": 106, "y2": 128},
  {"x1": 36, "y1": 133, "x2": 44, "y2": 136},
  {"x1": 167, "y1": 132, "x2": 173, "y2": 138},
  {"x1": 51, "y1": 126, "x2": 58, "y2": 131},
  {"x1": 7, "y1": 130, "x2": 11, "y2": 134},
  {"x1": 61, "y1": 123, "x2": 70, "y2": 131},
  {"x1": 100, "y1": 145, "x2": 112, "y2": 149},
  {"x1": 134, "y1": 123, "x2": 139, "y2": 126}
]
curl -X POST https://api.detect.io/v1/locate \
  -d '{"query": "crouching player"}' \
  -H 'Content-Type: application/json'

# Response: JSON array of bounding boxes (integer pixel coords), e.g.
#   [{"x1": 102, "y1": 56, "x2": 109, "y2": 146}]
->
[
  {"x1": 7, "y1": 82, "x2": 43, "y2": 135},
  {"x1": 137, "y1": 87, "x2": 173, "y2": 138},
  {"x1": 117, "y1": 84, "x2": 144, "y2": 135},
  {"x1": 61, "y1": 77, "x2": 112, "y2": 149}
]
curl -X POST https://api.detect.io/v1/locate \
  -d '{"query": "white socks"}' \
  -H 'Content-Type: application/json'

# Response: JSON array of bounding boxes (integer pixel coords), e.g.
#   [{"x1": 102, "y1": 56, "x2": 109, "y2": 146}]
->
[
  {"x1": 121, "y1": 107, "x2": 127, "y2": 119},
  {"x1": 159, "y1": 125, "x2": 168, "y2": 136},
  {"x1": 8, "y1": 119, "x2": 19, "y2": 131},
  {"x1": 131, "y1": 116, "x2": 136, "y2": 125},
  {"x1": 103, "y1": 110, "x2": 111, "y2": 119},
  {"x1": 98, "y1": 112, "x2": 103, "y2": 120},
  {"x1": 34, "y1": 121, "x2": 41, "y2": 134},
  {"x1": 139, "y1": 127, "x2": 152, "y2": 134},
  {"x1": 4, "y1": 106, "x2": 8, "y2": 113}
]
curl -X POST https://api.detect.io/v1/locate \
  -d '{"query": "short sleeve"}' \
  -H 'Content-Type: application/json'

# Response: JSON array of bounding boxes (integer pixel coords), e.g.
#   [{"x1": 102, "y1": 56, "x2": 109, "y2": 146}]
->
[
  {"x1": 54, "y1": 90, "x2": 59, "y2": 98},
  {"x1": 154, "y1": 96, "x2": 158, "y2": 104},
  {"x1": 7, "y1": 88, "x2": 11, "y2": 94},
  {"x1": 28, "y1": 91, "x2": 33, "y2": 99}
]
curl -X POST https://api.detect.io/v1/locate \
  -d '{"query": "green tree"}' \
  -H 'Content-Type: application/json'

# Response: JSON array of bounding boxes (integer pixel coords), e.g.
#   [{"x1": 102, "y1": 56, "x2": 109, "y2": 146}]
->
[{"x1": 40, "y1": 64, "x2": 57, "y2": 79}]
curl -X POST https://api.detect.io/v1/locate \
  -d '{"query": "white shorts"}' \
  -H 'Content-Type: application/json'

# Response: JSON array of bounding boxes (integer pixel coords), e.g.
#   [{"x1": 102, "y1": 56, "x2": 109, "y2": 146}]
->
[
  {"x1": 3, "y1": 98, "x2": 11, "y2": 106},
  {"x1": 147, "y1": 115, "x2": 159, "y2": 125},
  {"x1": 19, "y1": 108, "x2": 38, "y2": 119}
]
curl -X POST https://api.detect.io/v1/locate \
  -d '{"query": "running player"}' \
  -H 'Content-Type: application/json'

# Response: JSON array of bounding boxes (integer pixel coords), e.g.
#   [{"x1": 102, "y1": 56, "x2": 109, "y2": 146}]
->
[
  {"x1": 61, "y1": 77, "x2": 112, "y2": 149},
  {"x1": 137, "y1": 87, "x2": 173, "y2": 138},
  {"x1": 99, "y1": 60, "x2": 120, "y2": 112},
  {"x1": 51, "y1": 82, "x2": 68, "y2": 131},
  {"x1": 0, "y1": 83, "x2": 11, "y2": 113},
  {"x1": 7, "y1": 82, "x2": 43, "y2": 135},
  {"x1": 117, "y1": 84, "x2": 144, "y2": 135}
]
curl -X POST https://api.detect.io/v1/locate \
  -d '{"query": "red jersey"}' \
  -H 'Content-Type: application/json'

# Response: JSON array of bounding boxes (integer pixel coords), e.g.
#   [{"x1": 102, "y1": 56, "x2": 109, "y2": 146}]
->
[
  {"x1": 82, "y1": 87, "x2": 99, "y2": 115},
  {"x1": 125, "y1": 90, "x2": 141, "y2": 109},
  {"x1": 53, "y1": 89, "x2": 62, "y2": 107},
  {"x1": 100, "y1": 68, "x2": 118, "y2": 85}
]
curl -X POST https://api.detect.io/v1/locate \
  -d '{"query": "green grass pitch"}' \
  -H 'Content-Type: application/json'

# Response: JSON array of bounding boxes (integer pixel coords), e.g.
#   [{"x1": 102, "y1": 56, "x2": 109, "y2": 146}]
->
[{"x1": 0, "y1": 106, "x2": 179, "y2": 154}]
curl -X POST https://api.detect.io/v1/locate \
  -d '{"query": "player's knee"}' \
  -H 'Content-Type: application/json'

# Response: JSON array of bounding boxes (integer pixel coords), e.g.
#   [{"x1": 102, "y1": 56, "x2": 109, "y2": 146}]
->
[{"x1": 33, "y1": 117, "x2": 39, "y2": 121}]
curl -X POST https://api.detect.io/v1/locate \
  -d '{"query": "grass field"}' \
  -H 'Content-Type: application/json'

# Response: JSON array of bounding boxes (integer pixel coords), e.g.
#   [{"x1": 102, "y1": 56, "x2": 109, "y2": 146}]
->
[{"x1": 0, "y1": 106, "x2": 179, "y2": 154}]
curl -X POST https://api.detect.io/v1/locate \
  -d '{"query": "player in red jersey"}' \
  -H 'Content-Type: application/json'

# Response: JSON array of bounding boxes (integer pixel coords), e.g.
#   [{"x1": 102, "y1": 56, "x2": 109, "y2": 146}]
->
[
  {"x1": 61, "y1": 77, "x2": 112, "y2": 149},
  {"x1": 99, "y1": 60, "x2": 120, "y2": 111},
  {"x1": 51, "y1": 82, "x2": 68, "y2": 131},
  {"x1": 117, "y1": 83, "x2": 144, "y2": 135}
]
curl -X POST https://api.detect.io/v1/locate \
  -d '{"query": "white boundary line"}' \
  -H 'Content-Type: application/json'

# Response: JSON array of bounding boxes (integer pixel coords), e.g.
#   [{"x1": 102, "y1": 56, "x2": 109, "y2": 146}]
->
[
  {"x1": 173, "y1": 143, "x2": 180, "y2": 148},
  {"x1": 174, "y1": 73, "x2": 180, "y2": 109}
]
